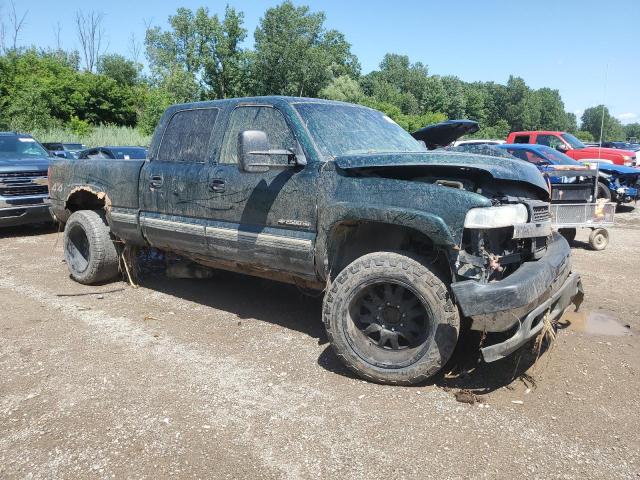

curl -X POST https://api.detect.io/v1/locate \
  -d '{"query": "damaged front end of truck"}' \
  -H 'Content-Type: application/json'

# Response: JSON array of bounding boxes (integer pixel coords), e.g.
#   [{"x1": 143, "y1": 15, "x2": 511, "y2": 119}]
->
[{"x1": 332, "y1": 148, "x2": 583, "y2": 363}]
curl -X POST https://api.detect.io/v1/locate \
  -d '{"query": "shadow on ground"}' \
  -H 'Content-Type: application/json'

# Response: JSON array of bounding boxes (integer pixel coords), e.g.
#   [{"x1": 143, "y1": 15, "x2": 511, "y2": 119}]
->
[
  {"x1": 137, "y1": 262, "x2": 542, "y2": 393},
  {"x1": 317, "y1": 329, "x2": 543, "y2": 393},
  {"x1": 0, "y1": 222, "x2": 58, "y2": 239},
  {"x1": 140, "y1": 269, "x2": 327, "y2": 342}
]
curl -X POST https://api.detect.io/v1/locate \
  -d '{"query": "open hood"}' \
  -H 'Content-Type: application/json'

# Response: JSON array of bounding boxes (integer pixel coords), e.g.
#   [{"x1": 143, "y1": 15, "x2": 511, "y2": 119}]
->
[
  {"x1": 334, "y1": 151, "x2": 549, "y2": 195},
  {"x1": 411, "y1": 120, "x2": 479, "y2": 149}
]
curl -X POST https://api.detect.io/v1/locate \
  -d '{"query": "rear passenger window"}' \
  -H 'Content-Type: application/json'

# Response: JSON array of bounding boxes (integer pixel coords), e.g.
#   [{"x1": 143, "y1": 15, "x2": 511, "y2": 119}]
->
[
  {"x1": 157, "y1": 108, "x2": 219, "y2": 162},
  {"x1": 513, "y1": 135, "x2": 530, "y2": 144}
]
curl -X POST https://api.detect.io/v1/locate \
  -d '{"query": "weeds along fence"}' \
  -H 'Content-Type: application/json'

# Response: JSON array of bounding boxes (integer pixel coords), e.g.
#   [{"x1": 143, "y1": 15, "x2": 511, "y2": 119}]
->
[{"x1": 30, "y1": 125, "x2": 152, "y2": 148}]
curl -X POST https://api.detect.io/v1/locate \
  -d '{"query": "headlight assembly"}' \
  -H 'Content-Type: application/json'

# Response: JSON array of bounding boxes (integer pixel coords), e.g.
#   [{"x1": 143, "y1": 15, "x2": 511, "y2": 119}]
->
[{"x1": 464, "y1": 204, "x2": 529, "y2": 229}]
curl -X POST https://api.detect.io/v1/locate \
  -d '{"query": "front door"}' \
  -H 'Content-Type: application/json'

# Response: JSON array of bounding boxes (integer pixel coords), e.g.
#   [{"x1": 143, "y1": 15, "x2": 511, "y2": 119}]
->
[{"x1": 206, "y1": 105, "x2": 318, "y2": 277}]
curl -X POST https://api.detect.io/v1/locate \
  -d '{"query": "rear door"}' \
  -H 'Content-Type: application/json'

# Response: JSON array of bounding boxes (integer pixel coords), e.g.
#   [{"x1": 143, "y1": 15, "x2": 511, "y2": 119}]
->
[{"x1": 139, "y1": 107, "x2": 220, "y2": 253}]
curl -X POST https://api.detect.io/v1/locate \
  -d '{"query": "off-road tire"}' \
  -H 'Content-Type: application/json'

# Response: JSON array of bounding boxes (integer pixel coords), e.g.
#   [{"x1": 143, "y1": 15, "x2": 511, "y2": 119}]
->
[
  {"x1": 323, "y1": 251, "x2": 459, "y2": 385},
  {"x1": 63, "y1": 210, "x2": 119, "y2": 284}
]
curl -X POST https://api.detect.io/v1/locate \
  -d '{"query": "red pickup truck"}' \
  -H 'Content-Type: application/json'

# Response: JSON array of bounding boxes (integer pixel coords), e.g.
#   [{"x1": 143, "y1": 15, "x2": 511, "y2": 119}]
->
[{"x1": 506, "y1": 131, "x2": 637, "y2": 167}]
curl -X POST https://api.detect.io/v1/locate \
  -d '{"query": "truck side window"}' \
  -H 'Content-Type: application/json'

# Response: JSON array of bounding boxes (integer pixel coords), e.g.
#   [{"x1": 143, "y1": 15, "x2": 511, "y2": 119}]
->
[
  {"x1": 157, "y1": 108, "x2": 219, "y2": 162},
  {"x1": 220, "y1": 106, "x2": 295, "y2": 164},
  {"x1": 513, "y1": 135, "x2": 530, "y2": 144},
  {"x1": 536, "y1": 134, "x2": 563, "y2": 149}
]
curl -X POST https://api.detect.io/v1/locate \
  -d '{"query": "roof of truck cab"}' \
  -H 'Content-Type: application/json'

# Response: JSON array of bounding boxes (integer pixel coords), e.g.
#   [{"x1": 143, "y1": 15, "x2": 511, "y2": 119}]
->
[
  {"x1": 509, "y1": 131, "x2": 565, "y2": 135},
  {"x1": 167, "y1": 96, "x2": 369, "y2": 111}
]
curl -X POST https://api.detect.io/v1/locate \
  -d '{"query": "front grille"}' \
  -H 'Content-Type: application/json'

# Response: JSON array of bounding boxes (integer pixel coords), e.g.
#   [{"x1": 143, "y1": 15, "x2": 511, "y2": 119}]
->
[
  {"x1": 0, "y1": 185, "x2": 48, "y2": 197},
  {"x1": 0, "y1": 170, "x2": 48, "y2": 198},
  {"x1": 531, "y1": 205, "x2": 551, "y2": 222},
  {"x1": 0, "y1": 170, "x2": 47, "y2": 179}
]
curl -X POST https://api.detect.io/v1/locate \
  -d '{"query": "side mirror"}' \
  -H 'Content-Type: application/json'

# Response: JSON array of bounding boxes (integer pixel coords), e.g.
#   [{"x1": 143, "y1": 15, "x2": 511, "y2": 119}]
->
[
  {"x1": 556, "y1": 144, "x2": 568, "y2": 153},
  {"x1": 238, "y1": 130, "x2": 303, "y2": 172}
]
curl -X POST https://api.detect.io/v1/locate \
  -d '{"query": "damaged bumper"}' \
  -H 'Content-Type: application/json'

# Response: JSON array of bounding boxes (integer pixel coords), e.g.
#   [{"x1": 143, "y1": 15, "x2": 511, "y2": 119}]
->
[{"x1": 451, "y1": 232, "x2": 583, "y2": 362}]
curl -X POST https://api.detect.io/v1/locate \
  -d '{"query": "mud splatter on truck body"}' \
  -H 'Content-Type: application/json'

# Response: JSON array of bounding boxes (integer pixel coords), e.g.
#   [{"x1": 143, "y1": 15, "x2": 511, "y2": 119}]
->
[{"x1": 48, "y1": 96, "x2": 583, "y2": 384}]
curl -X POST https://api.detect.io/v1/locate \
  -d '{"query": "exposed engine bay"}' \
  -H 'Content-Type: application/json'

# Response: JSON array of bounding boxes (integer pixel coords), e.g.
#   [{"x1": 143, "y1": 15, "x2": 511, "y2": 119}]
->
[{"x1": 341, "y1": 163, "x2": 552, "y2": 285}]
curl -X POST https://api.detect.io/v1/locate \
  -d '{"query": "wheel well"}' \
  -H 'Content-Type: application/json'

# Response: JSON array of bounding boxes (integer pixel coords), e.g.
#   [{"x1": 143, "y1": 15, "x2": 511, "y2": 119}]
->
[
  {"x1": 326, "y1": 221, "x2": 443, "y2": 278},
  {"x1": 65, "y1": 188, "x2": 108, "y2": 212}
]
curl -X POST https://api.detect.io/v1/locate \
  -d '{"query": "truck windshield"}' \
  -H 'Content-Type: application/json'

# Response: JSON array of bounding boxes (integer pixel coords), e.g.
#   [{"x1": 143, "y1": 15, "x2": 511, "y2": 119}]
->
[
  {"x1": 294, "y1": 103, "x2": 425, "y2": 158},
  {"x1": 0, "y1": 136, "x2": 49, "y2": 159},
  {"x1": 561, "y1": 133, "x2": 586, "y2": 149}
]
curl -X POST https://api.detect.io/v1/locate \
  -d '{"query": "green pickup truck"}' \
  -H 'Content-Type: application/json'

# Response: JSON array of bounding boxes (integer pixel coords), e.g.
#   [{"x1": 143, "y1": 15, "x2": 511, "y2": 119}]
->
[{"x1": 48, "y1": 97, "x2": 583, "y2": 385}]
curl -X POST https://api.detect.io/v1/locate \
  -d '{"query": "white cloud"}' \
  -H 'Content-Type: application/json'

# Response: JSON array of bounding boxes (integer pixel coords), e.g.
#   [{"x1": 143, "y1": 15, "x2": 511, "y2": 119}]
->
[{"x1": 616, "y1": 112, "x2": 638, "y2": 123}]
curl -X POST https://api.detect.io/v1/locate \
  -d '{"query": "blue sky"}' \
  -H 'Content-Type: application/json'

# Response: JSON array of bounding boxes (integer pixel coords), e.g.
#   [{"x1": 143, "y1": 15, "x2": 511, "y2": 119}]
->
[{"x1": 11, "y1": 0, "x2": 640, "y2": 124}]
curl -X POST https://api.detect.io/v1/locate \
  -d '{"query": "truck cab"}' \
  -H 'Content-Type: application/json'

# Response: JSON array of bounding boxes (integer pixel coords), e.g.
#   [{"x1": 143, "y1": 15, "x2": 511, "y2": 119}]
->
[{"x1": 506, "y1": 131, "x2": 637, "y2": 167}]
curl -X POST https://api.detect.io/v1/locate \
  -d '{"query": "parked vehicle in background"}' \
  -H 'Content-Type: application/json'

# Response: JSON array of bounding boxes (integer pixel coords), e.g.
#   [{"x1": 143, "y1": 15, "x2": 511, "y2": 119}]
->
[
  {"x1": 411, "y1": 119, "x2": 479, "y2": 149},
  {"x1": 496, "y1": 144, "x2": 639, "y2": 205},
  {"x1": 77, "y1": 146, "x2": 148, "y2": 160},
  {"x1": 452, "y1": 139, "x2": 505, "y2": 147},
  {"x1": 0, "y1": 132, "x2": 52, "y2": 227},
  {"x1": 506, "y1": 131, "x2": 637, "y2": 166},
  {"x1": 600, "y1": 141, "x2": 640, "y2": 152},
  {"x1": 48, "y1": 97, "x2": 583, "y2": 385},
  {"x1": 42, "y1": 142, "x2": 85, "y2": 159}
]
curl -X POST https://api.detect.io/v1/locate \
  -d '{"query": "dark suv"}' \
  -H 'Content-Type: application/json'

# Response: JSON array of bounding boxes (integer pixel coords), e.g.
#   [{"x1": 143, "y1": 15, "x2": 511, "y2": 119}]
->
[{"x1": 0, "y1": 132, "x2": 52, "y2": 227}]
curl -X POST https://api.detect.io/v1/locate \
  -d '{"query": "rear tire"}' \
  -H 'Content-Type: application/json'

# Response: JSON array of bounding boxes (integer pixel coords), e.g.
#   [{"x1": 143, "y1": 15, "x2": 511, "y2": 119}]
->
[
  {"x1": 63, "y1": 210, "x2": 119, "y2": 284},
  {"x1": 323, "y1": 252, "x2": 459, "y2": 385}
]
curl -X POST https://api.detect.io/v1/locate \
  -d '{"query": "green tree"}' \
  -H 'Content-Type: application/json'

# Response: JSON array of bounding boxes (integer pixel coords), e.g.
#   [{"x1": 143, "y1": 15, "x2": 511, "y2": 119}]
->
[
  {"x1": 319, "y1": 75, "x2": 364, "y2": 103},
  {"x1": 201, "y1": 6, "x2": 248, "y2": 98},
  {"x1": 574, "y1": 130, "x2": 594, "y2": 142},
  {"x1": 535, "y1": 87, "x2": 568, "y2": 130},
  {"x1": 580, "y1": 105, "x2": 625, "y2": 141},
  {"x1": 441, "y1": 76, "x2": 466, "y2": 119},
  {"x1": 565, "y1": 112, "x2": 578, "y2": 133},
  {"x1": 137, "y1": 87, "x2": 173, "y2": 135},
  {"x1": 251, "y1": 1, "x2": 359, "y2": 97},
  {"x1": 462, "y1": 84, "x2": 487, "y2": 125},
  {"x1": 97, "y1": 54, "x2": 141, "y2": 86},
  {"x1": 145, "y1": 6, "x2": 248, "y2": 100},
  {"x1": 503, "y1": 76, "x2": 541, "y2": 131},
  {"x1": 624, "y1": 123, "x2": 640, "y2": 140}
]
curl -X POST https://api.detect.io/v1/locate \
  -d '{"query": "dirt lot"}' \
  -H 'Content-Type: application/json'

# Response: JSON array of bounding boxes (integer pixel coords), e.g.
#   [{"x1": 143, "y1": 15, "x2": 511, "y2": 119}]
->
[{"x1": 1, "y1": 209, "x2": 639, "y2": 479}]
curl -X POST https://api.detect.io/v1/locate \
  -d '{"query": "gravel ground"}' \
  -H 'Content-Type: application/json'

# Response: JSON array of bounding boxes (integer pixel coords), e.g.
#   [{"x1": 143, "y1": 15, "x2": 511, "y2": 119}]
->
[{"x1": 1, "y1": 208, "x2": 639, "y2": 479}]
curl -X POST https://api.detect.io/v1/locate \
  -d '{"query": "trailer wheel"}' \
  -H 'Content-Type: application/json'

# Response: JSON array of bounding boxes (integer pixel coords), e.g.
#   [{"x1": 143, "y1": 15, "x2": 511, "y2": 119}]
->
[
  {"x1": 558, "y1": 228, "x2": 577, "y2": 244},
  {"x1": 588, "y1": 228, "x2": 609, "y2": 251}
]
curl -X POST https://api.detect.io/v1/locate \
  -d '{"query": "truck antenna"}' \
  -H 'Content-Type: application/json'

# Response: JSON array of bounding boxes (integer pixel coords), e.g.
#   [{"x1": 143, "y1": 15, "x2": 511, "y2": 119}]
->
[{"x1": 597, "y1": 63, "x2": 609, "y2": 160}]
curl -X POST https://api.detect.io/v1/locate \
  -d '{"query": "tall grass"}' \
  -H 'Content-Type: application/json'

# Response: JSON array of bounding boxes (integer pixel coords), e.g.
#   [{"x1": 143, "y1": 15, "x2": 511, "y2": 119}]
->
[{"x1": 30, "y1": 125, "x2": 152, "y2": 148}]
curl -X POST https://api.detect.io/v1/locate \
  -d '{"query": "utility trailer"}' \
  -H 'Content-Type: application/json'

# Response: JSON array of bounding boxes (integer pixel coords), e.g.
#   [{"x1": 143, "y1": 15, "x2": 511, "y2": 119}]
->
[{"x1": 547, "y1": 165, "x2": 615, "y2": 250}]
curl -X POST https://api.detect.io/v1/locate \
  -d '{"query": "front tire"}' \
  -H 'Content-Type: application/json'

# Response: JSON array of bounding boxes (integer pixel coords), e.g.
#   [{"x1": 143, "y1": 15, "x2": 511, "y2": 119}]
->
[
  {"x1": 323, "y1": 252, "x2": 459, "y2": 385},
  {"x1": 63, "y1": 210, "x2": 119, "y2": 284}
]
